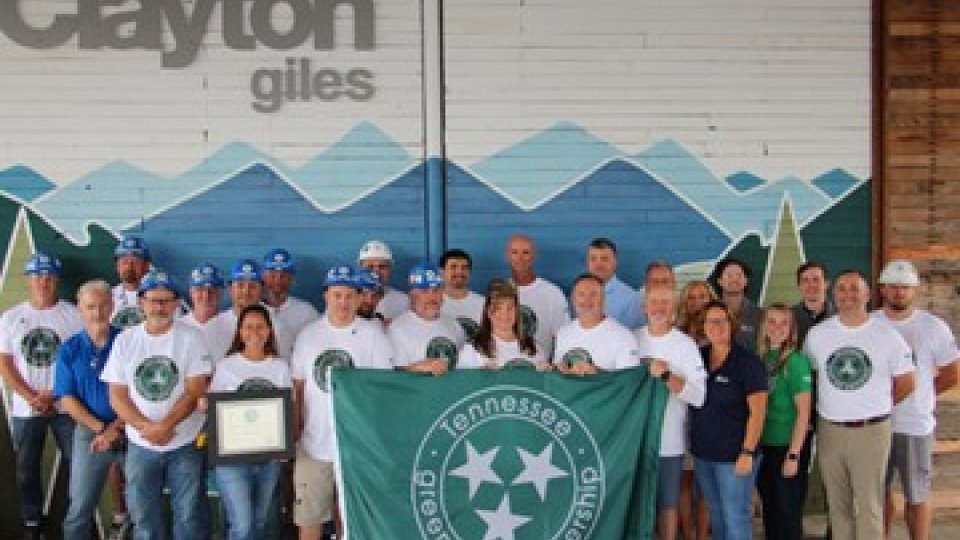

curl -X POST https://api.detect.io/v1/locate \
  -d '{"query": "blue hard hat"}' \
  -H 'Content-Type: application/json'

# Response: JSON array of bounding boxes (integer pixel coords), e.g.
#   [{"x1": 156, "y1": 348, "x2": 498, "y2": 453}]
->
[
  {"x1": 355, "y1": 267, "x2": 383, "y2": 291},
  {"x1": 324, "y1": 265, "x2": 359, "y2": 288},
  {"x1": 138, "y1": 267, "x2": 179, "y2": 298},
  {"x1": 408, "y1": 262, "x2": 443, "y2": 290},
  {"x1": 262, "y1": 248, "x2": 296, "y2": 274},
  {"x1": 189, "y1": 262, "x2": 225, "y2": 288},
  {"x1": 24, "y1": 252, "x2": 62, "y2": 276},
  {"x1": 229, "y1": 259, "x2": 262, "y2": 283},
  {"x1": 114, "y1": 235, "x2": 151, "y2": 261}
]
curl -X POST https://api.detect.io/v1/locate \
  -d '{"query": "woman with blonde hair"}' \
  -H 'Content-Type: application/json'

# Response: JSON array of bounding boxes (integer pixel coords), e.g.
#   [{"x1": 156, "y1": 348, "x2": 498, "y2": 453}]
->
[
  {"x1": 677, "y1": 280, "x2": 716, "y2": 346},
  {"x1": 459, "y1": 279, "x2": 546, "y2": 369}
]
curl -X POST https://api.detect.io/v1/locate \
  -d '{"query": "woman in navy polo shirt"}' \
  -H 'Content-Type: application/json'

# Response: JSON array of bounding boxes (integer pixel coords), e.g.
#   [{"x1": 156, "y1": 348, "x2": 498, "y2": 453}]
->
[{"x1": 690, "y1": 300, "x2": 768, "y2": 540}]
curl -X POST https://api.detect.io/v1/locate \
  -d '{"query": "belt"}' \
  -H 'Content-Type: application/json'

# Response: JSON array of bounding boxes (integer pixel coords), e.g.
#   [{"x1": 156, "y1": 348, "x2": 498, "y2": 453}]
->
[{"x1": 827, "y1": 414, "x2": 890, "y2": 428}]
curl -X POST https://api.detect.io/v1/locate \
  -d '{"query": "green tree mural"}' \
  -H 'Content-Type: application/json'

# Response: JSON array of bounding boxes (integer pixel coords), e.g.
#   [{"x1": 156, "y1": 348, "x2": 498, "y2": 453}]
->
[{"x1": 761, "y1": 198, "x2": 805, "y2": 306}]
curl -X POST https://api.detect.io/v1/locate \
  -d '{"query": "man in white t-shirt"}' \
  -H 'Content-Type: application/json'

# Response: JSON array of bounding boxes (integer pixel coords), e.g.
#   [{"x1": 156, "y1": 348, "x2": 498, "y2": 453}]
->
[
  {"x1": 635, "y1": 286, "x2": 707, "y2": 540},
  {"x1": 875, "y1": 260, "x2": 959, "y2": 540},
  {"x1": 261, "y1": 247, "x2": 319, "y2": 336},
  {"x1": 439, "y1": 248, "x2": 485, "y2": 339},
  {"x1": 0, "y1": 253, "x2": 83, "y2": 538},
  {"x1": 101, "y1": 268, "x2": 213, "y2": 540},
  {"x1": 506, "y1": 234, "x2": 570, "y2": 358},
  {"x1": 110, "y1": 235, "x2": 152, "y2": 329},
  {"x1": 389, "y1": 262, "x2": 466, "y2": 374},
  {"x1": 804, "y1": 270, "x2": 916, "y2": 540},
  {"x1": 554, "y1": 273, "x2": 639, "y2": 374},
  {"x1": 208, "y1": 259, "x2": 295, "y2": 360},
  {"x1": 180, "y1": 262, "x2": 226, "y2": 350},
  {"x1": 357, "y1": 239, "x2": 409, "y2": 321},
  {"x1": 291, "y1": 265, "x2": 394, "y2": 540}
]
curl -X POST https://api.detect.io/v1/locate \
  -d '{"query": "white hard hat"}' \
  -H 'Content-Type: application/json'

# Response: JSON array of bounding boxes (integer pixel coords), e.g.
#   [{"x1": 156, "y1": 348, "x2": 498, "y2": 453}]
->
[
  {"x1": 878, "y1": 260, "x2": 919, "y2": 286},
  {"x1": 357, "y1": 240, "x2": 393, "y2": 263}
]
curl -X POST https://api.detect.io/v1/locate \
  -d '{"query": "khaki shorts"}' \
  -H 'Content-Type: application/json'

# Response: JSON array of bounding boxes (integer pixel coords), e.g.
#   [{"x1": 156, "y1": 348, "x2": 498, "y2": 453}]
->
[{"x1": 293, "y1": 449, "x2": 336, "y2": 526}]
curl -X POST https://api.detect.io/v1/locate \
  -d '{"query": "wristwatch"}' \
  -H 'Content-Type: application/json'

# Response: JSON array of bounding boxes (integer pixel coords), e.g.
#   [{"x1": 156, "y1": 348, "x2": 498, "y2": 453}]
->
[
  {"x1": 658, "y1": 370, "x2": 672, "y2": 382},
  {"x1": 787, "y1": 452, "x2": 799, "y2": 461},
  {"x1": 740, "y1": 447, "x2": 757, "y2": 457}
]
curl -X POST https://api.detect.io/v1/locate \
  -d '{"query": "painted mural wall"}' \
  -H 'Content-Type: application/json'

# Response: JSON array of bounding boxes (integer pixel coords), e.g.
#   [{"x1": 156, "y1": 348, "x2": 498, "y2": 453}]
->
[{"x1": 0, "y1": 0, "x2": 871, "y2": 310}]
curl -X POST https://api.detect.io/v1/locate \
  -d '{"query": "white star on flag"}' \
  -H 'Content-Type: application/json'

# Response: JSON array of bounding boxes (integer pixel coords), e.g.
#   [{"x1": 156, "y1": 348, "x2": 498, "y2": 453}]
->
[
  {"x1": 511, "y1": 442, "x2": 569, "y2": 500},
  {"x1": 476, "y1": 493, "x2": 532, "y2": 540},
  {"x1": 449, "y1": 441, "x2": 502, "y2": 499}
]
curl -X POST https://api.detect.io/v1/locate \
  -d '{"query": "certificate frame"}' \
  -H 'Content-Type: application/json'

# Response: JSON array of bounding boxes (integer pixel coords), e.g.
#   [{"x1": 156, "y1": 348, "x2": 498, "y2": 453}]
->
[{"x1": 207, "y1": 388, "x2": 295, "y2": 465}]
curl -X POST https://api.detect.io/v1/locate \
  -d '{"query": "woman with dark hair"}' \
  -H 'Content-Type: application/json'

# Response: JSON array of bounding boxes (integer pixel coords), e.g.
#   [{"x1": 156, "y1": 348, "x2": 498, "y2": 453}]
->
[
  {"x1": 690, "y1": 300, "x2": 768, "y2": 540},
  {"x1": 209, "y1": 304, "x2": 291, "y2": 540},
  {"x1": 459, "y1": 280, "x2": 547, "y2": 369},
  {"x1": 756, "y1": 304, "x2": 813, "y2": 540}
]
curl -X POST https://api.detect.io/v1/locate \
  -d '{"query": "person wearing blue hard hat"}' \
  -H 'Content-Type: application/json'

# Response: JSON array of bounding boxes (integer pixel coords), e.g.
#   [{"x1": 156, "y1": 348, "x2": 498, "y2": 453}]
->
[
  {"x1": 0, "y1": 252, "x2": 83, "y2": 539},
  {"x1": 355, "y1": 267, "x2": 385, "y2": 323},
  {"x1": 180, "y1": 262, "x2": 227, "y2": 353},
  {"x1": 101, "y1": 266, "x2": 212, "y2": 540},
  {"x1": 111, "y1": 235, "x2": 153, "y2": 330},
  {"x1": 261, "y1": 248, "x2": 318, "y2": 336},
  {"x1": 290, "y1": 264, "x2": 394, "y2": 540},
  {"x1": 388, "y1": 262, "x2": 465, "y2": 376}
]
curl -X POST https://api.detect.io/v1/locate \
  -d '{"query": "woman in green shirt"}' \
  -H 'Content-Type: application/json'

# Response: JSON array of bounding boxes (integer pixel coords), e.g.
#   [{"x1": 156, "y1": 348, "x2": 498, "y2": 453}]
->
[{"x1": 756, "y1": 303, "x2": 813, "y2": 540}]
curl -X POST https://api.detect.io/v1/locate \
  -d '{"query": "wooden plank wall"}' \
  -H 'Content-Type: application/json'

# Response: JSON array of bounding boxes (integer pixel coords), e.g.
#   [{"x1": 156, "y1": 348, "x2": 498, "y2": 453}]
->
[{"x1": 882, "y1": 0, "x2": 960, "y2": 333}]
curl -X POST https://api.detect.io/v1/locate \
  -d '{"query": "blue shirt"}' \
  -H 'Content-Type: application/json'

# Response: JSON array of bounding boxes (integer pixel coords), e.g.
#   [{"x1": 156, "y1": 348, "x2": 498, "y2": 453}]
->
[
  {"x1": 53, "y1": 326, "x2": 121, "y2": 423},
  {"x1": 604, "y1": 275, "x2": 642, "y2": 329},
  {"x1": 690, "y1": 342, "x2": 768, "y2": 462}
]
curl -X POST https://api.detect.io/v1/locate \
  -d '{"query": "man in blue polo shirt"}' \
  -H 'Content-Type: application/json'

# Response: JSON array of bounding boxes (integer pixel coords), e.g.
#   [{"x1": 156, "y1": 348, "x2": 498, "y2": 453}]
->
[
  {"x1": 586, "y1": 237, "x2": 642, "y2": 329},
  {"x1": 53, "y1": 279, "x2": 126, "y2": 540}
]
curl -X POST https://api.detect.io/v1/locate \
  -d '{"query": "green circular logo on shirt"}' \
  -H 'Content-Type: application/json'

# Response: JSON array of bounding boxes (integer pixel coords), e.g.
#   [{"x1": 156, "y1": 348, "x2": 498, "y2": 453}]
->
[
  {"x1": 457, "y1": 317, "x2": 480, "y2": 341},
  {"x1": 134, "y1": 356, "x2": 180, "y2": 402},
  {"x1": 313, "y1": 349, "x2": 355, "y2": 392},
  {"x1": 20, "y1": 327, "x2": 61, "y2": 368},
  {"x1": 826, "y1": 346, "x2": 872, "y2": 391},
  {"x1": 237, "y1": 377, "x2": 276, "y2": 395},
  {"x1": 503, "y1": 358, "x2": 536, "y2": 370},
  {"x1": 427, "y1": 336, "x2": 459, "y2": 367},
  {"x1": 562, "y1": 347, "x2": 593, "y2": 367},
  {"x1": 112, "y1": 306, "x2": 145, "y2": 329},
  {"x1": 519, "y1": 305, "x2": 538, "y2": 337}
]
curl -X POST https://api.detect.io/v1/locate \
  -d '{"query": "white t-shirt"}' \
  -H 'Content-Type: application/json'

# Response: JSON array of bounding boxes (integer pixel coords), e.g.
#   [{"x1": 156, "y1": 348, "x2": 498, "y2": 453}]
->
[
  {"x1": 111, "y1": 284, "x2": 145, "y2": 329},
  {"x1": 291, "y1": 316, "x2": 394, "y2": 461},
  {"x1": 442, "y1": 291, "x2": 485, "y2": 337},
  {"x1": 206, "y1": 305, "x2": 296, "y2": 361},
  {"x1": 516, "y1": 278, "x2": 570, "y2": 358},
  {"x1": 388, "y1": 311, "x2": 466, "y2": 368},
  {"x1": 635, "y1": 327, "x2": 707, "y2": 456},
  {"x1": 209, "y1": 353, "x2": 292, "y2": 393},
  {"x1": 459, "y1": 337, "x2": 546, "y2": 369},
  {"x1": 376, "y1": 288, "x2": 410, "y2": 321},
  {"x1": 805, "y1": 316, "x2": 915, "y2": 422},
  {"x1": 874, "y1": 310, "x2": 959, "y2": 436},
  {"x1": 553, "y1": 317, "x2": 640, "y2": 371},
  {"x1": 179, "y1": 312, "x2": 231, "y2": 364},
  {"x1": 270, "y1": 296, "x2": 319, "y2": 337},
  {"x1": 101, "y1": 322, "x2": 213, "y2": 451},
  {"x1": 0, "y1": 300, "x2": 83, "y2": 417}
]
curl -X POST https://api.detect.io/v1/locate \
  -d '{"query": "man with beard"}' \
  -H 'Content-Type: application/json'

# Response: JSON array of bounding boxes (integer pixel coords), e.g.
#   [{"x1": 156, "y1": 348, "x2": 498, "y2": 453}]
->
[
  {"x1": 261, "y1": 248, "x2": 319, "y2": 336},
  {"x1": 875, "y1": 260, "x2": 958, "y2": 540},
  {"x1": 0, "y1": 253, "x2": 83, "y2": 540},
  {"x1": 355, "y1": 267, "x2": 385, "y2": 325},
  {"x1": 389, "y1": 262, "x2": 465, "y2": 374},
  {"x1": 111, "y1": 236, "x2": 152, "y2": 330},
  {"x1": 357, "y1": 240, "x2": 409, "y2": 322},
  {"x1": 439, "y1": 249, "x2": 485, "y2": 340},
  {"x1": 101, "y1": 268, "x2": 212, "y2": 540}
]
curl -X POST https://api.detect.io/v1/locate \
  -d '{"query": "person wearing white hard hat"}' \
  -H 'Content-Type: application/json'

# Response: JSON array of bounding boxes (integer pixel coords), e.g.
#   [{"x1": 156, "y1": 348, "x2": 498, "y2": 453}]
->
[
  {"x1": 357, "y1": 240, "x2": 409, "y2": 322},
  {"x1": 875, "y1": 260, "x2": 959, "y2": 540}
]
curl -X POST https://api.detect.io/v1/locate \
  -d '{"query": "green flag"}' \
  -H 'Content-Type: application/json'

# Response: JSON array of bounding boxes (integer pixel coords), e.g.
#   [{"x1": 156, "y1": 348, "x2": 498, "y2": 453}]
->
[{"x1": 332, "y1": 367, "x2": 668, "y2": 540}]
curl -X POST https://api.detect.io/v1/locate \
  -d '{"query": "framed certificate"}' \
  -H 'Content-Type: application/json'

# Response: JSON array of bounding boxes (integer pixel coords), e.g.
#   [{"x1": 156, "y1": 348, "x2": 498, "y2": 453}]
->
[{"x1": 207, "y1": 388, "x2": 295, "y2": 465}]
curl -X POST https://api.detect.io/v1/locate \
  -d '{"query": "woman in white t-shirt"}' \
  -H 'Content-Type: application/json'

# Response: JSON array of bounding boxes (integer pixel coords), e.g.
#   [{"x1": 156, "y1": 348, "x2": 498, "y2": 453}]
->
[
  {"x1": 459, "y1": 280, "x2": 547, "y2": 370},
  {"x1": 208, "y1": 305, "x2": 292, "y2": 540}
]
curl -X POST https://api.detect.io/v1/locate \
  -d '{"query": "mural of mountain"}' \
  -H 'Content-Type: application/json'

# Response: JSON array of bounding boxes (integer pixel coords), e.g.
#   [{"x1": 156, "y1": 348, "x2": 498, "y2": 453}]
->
[
  {"x1": 448, "y1": 158, "x2": 731, "y2": 292},
  {"x1": 726, "y1": 171, "x2": 765, "y2": 192},
  {"x1": 33, "y1": 122, "x2": 417, "y2": 243},
  {"x1": 127, "y1": 162, "x2": 428, "y2": 305},
  {"x1": 26, "y1": 210, "x2": 118, "y2": 300},
  {"x1": 812, "y1": 168, "x2": 860, "y2": 198},
  {"x1": 801, "y1": 181, "x2": 872, "y2": 279},
  {"x1": 0, "y1": 166, "x2": 55, "y2": 201},
  {"x1": 467, "y1": 121, "x2": 620, "y2": 209},
  {"x1": 0, "y1": 192, "x2": 21, "y2": 264},
  {"x1": 760, "y1": 198, "x2": 804, "y2": 306}
]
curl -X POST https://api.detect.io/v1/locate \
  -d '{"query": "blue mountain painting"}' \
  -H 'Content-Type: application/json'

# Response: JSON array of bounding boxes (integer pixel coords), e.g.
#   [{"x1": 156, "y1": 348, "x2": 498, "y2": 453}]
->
[
  {"x1": 0, "y1": 166, "x2": 55, "y2": 201},
  {"x1": 726, "y1": 171, "x2": 765, "y2": 192},
  {"x1": 812, "y1": 168, "x2": 860, "y2": 198},
  {"x1": 127, "y1": 162, "x2": 427, "y2": 305},
  {"x1": 447, "y1": 158, "x2": 731, "y2": 292}
]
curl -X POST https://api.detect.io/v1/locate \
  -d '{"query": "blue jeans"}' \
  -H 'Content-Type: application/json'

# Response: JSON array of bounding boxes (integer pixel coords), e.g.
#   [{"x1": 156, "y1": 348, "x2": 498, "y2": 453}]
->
[
  {"x1": 10, "y1": 414, "x2": 75, "y2": 525},
  {"x1": 214, "y1": 461, "x2": 282, "y2": 540},
  {"x1": 63, "y1": 424, "x2": 125, "y2": 540},
  {"x1": 694, "y1": 455, "x2": 762, "y2": 540},
  {"x1": 125, "y1": 442, "x2": 205, "y2": 540}
]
